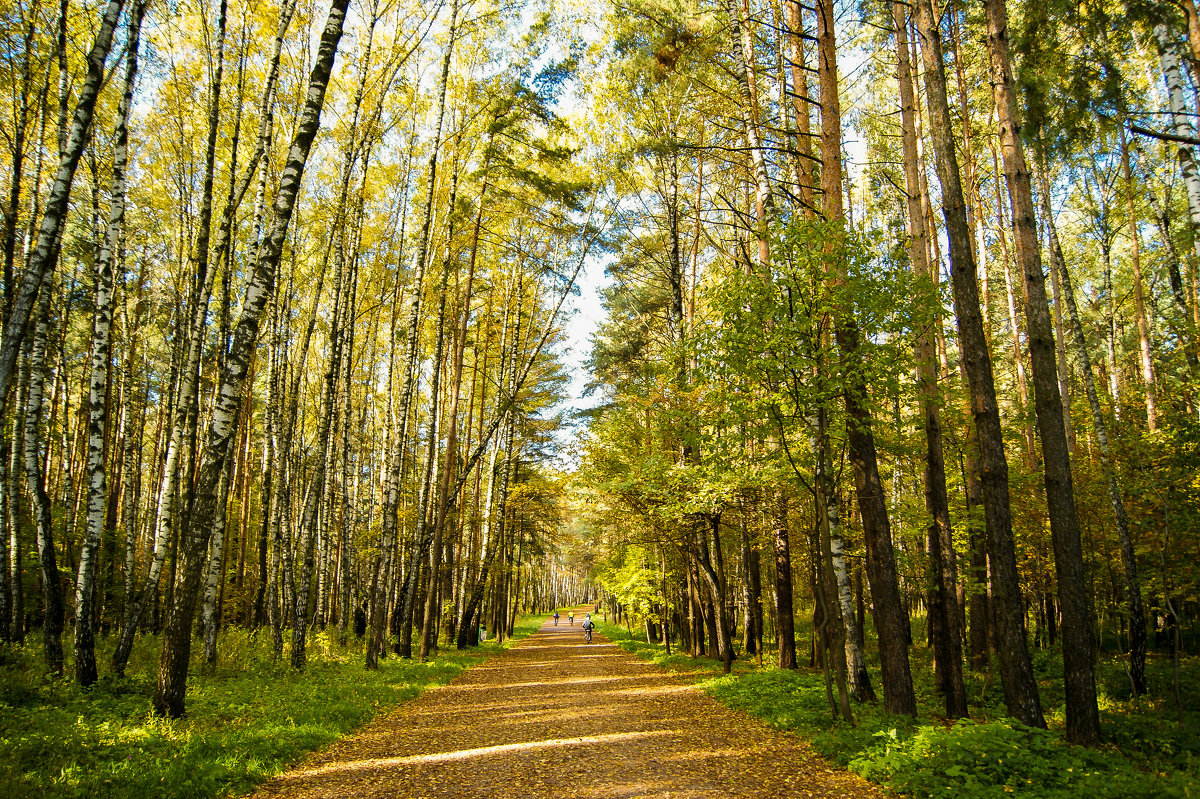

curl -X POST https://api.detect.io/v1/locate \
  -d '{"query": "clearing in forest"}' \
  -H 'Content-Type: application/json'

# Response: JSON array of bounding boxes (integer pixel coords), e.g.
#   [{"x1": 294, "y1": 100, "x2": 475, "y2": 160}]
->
[{"x1": 247, "y1": 614, "x2": 886, "y2": 798}]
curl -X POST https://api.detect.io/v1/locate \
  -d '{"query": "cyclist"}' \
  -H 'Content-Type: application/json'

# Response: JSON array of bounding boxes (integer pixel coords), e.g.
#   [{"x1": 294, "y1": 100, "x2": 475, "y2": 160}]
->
[
  {"x1": 553, "y1": 611, "x2": 559, "y2": 626},
  {"x1": 568, "y1": 611, "x2": 574, "y2": 625},
  {"x1": 581, "y1": 613, "x2": 595, "y2": 643}
]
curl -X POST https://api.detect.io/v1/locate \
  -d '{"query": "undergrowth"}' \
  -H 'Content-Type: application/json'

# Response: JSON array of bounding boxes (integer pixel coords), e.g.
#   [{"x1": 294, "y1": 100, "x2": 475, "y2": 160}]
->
[
  {"x1": 598, "y1": 617, "x2": 1200, "y2": 798},
  {"x1": 0, "y1": 618, "x2": 537, "y2": 798}
]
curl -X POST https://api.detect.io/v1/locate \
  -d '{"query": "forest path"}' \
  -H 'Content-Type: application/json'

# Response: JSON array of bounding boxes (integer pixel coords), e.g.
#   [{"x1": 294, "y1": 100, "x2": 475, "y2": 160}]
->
[{"x1": 246, "y1": 611, "x2": 887, "y2": 798}]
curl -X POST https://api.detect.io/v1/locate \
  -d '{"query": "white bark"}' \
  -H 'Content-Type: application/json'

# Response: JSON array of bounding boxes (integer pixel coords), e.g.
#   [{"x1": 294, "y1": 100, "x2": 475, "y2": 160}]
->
[
  {"x1": 0, "y1": 0, "x2": 126, "y2": 411},
  {"x1": 75, "y1": 0, "x2": 147, "y2": 687},
  {"x1": 201, "y1": 461, "x2": 232, "y2": 668},
  {"x1": 1157, "y1": 22, "x2": 1200, "y2": 267}
]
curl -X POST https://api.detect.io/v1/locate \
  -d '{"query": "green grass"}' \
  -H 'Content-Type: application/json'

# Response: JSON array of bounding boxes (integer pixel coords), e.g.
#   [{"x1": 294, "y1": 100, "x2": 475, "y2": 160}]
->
[
  {"x1": 597, "y1": 616, "x2": 1200, "y2": 798},
  {"x1": 0, "y1": 619, "x2": 538, "y2": 799}
]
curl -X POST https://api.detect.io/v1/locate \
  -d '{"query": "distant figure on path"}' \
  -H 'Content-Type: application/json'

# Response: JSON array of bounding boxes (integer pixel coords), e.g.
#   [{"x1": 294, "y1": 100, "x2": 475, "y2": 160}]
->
[
  {"x1": 568, "y1": 611, "x2": 574, "y2": 625},
  {"x1": 553, "y1": 612, "x2": 559, "y2": 626}
]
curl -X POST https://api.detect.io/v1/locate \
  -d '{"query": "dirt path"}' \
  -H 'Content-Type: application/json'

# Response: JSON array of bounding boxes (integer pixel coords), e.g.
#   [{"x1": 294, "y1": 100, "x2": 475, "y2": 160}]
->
[{"x1": 248, "y1": 613, "x2": 888, "y2": 798}]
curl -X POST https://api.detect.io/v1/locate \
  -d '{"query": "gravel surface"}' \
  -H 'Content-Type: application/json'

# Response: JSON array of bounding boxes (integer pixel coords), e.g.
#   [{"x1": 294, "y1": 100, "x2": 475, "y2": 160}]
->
[{"x1": 246, "y1": 612, "x2": 889, "y2": 798}]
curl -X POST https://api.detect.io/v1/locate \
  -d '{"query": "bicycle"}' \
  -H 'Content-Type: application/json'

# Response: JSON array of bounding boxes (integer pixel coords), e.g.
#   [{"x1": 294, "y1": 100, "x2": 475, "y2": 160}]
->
[{"x1": 584, "y1": 627, "x2": 593, "y2": 644}]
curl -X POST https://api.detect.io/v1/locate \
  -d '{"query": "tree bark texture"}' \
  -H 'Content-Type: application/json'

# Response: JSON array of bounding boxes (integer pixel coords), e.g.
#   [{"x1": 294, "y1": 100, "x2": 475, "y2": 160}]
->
[
  {"x1": 819, "y1": 0, "x2": 915, "y2": 716},
  {"x1": 914, "y1": 0, "x2": 1044, "y2": 728},
  {"x1": 984, "y1": 0, "x2": 1099, "y2": 744},
  {"x1": 0, "y1": 0, "x2": 127, "y2": 412}
]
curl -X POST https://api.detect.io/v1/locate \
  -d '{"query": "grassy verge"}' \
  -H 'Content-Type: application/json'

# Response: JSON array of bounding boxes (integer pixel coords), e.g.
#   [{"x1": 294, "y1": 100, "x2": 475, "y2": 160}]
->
[
  {"x1": 598, "y1": 617, "x2": 1200, "y2": 798},
  {"x1": 0, "y1": 619, "x2": 537, "y2": 799}
]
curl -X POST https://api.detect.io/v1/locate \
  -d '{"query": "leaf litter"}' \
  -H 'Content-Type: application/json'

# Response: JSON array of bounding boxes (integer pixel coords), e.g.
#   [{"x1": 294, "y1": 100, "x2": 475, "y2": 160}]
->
[{"x1": 244, "y1": 616, "x2": 890, "y2": 798}]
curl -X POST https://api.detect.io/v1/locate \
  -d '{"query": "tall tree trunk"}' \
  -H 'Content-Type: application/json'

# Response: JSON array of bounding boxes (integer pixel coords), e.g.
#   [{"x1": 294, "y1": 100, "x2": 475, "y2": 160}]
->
[
  {"x1": 784, "y1": 0, "x2": 816, "y2": 212},
  {"x1": 200, "y1": 460, "x2": 232, "y2": 670},
  {"x1": 816, "y1": 406, "x2": 854, "y2": 719},
  {"x1": 1144, "y1": 186, "x2": 1200, "y2": 374},
  {"x1": 1155, "y1": 22, "x2": 1200, "y2": 274},
  {"x1": 727, "y1": 0, "x2": 773, "y2": 268},
  {"x1": 112, "y1": 0, "x2": 292, "y2": 677},
  {"x1": 0, "y1": 0, "x2": 127, "y2": 412},
  {"x1": 819, "y1": 0, "x2": 915, "y2": 716},
  {"x1": 376, "y1": 0, "x2": 459, "y2": 664},
  {"x1": 1119, "y1": 129, "x2": 1158, "y2": 430},
  {"x1": 772, "y1": 488, "x2": 796, "y2": 669},
  {"x1": 74, "y1": 0, "x2": 147, "y2": 688},
  {"x1": 153, "y1": 0, "x2": 350, "y2": 718},
  {"x1": 914, "y1": 0, "x2": 1044, "y2": 728},
  {"x1": 25, "y1": 292, "x2": 63, "y2": 674},
  {"x1": 413, "y1": 259, "x2": 451, "y2": 660},
  {"x1": 985, "y1": 0, "x2": 1100, "y2": 744},
  {"x1": 894, "y1": 0, "x2": 965, "y2": 717},
  {"x1": 694, "y1": 515, "x2": 733, "y2": 673}
]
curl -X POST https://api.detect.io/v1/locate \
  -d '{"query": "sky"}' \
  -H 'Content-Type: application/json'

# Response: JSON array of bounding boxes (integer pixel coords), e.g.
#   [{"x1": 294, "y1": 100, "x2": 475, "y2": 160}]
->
[{"x1": 547, "y1": 245, "x2": 610, "y2": 469}]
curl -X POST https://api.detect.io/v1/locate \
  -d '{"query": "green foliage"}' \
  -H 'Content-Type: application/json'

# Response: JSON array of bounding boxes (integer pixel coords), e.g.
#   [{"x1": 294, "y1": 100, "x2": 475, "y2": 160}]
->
[
  {"x1": 849, "y1": 718, "x2": 1198, "y2": 799},
  {"x1": 595, "y1": 545, "x2": 663, "y2": 617},
  {"x1": 0, "y1": 622, "x2": 536, "y2": 798},
  {"x1": 603, "y1": 613, "x2": 1200, "y2": 798}
]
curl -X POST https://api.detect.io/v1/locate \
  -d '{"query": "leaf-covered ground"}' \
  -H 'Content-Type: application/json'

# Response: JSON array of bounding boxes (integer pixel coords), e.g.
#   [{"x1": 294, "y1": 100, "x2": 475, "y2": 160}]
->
[{"x1": 246, "y1": 611, "x2": 887, "y2": 798}]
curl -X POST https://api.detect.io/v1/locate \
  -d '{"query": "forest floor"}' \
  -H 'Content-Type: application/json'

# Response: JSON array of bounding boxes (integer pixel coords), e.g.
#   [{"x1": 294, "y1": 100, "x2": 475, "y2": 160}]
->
[{"x1": 245, "y1": 610, "x2": 887, "y2": 798}]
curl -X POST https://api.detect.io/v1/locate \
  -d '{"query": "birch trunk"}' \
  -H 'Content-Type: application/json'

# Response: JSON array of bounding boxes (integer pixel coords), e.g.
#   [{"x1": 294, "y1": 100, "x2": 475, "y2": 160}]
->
[
  {"x1": 815, "y1": 407, "x2": 853, "y2": 719},
  {"x1": 200, "y1": 461, "x2": 232, "y2": 669},
  {"x1": 1145, "y1": 186, "x2": 1200, "y2": 373},
  {"x1": 25, "y1": 292, "x2": 63, "y2": 674},
  {"x1": 1156, "y1": 22, "x2": 1200, "y2": 271},
  {"x1": 153, "y1": 0, "x2": 350, "y2": 717},
  {"x1": 112, "y1": 0, "x2": 292, "y2": 677},
  {"x1": 375, "y1": 0, "x2": 460, "y2": 662},
  {"x1": 409, "y1": 172, "x2": 460, "y2": 660},
  {"x1": 74, "y1": 0, "x2": 147, "y2": 687},
  {"x1": 0, "y1": 0, "x2": 126, "y2": 411}
]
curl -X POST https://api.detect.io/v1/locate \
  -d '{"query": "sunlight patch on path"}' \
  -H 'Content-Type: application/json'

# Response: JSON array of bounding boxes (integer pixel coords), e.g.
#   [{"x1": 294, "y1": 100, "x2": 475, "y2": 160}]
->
[{"x1": 282, "y1": 729, "x2": 683, "y2": 779}]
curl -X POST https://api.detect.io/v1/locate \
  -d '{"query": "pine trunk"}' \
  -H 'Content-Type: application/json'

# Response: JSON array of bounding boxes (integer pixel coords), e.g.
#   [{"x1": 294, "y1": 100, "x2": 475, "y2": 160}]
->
[
  {"x1": 1042, "y1": 176, "x2": 1147, "y2": 698},
  {"x1": 985, "y1": 0, "x2": 1099, "y2": 744},
  {"x1": 915, "y1": 0, "x2": 1044, "y2": 728},
  {"x1": 820, "y1": 0, "x2": 915, "y2": 716},
  {"x1": 894, "y1": 0, "x2": 965, "y2": 717}
]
